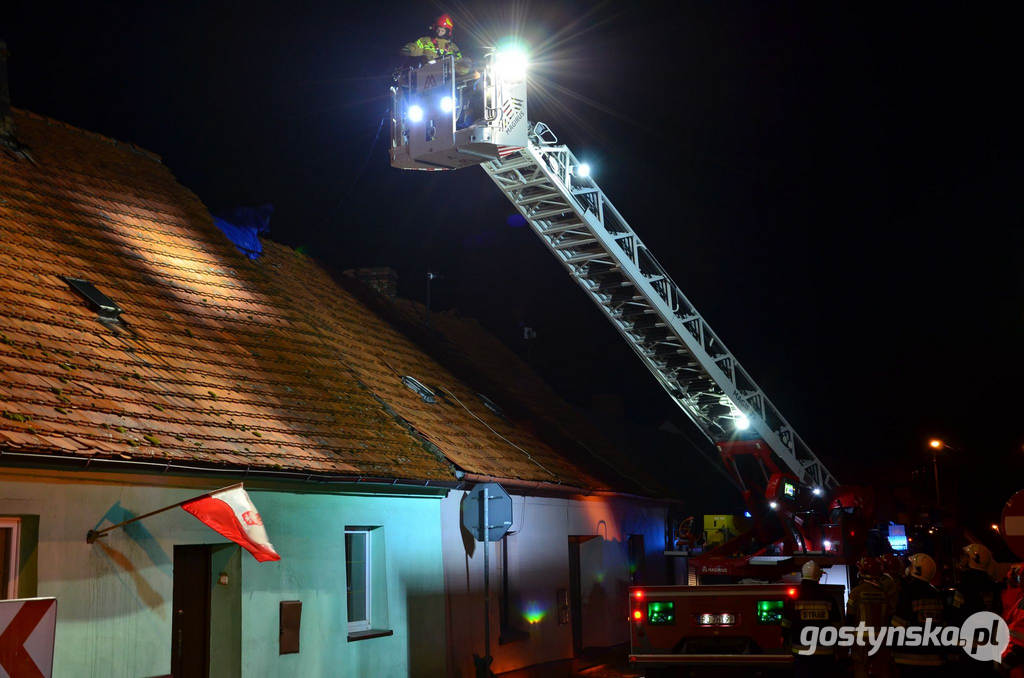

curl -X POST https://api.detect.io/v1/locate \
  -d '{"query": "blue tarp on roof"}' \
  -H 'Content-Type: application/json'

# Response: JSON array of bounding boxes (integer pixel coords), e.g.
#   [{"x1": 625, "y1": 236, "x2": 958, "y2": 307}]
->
[{"x1": 212, "y1": 204, "x2": 273, "y2": 259}]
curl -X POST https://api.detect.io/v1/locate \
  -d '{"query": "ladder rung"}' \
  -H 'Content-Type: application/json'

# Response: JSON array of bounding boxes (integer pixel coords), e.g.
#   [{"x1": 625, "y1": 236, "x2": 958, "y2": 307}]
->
[
  {"x1": 495, "y1": 158, "x2": 537, "y2": 172},
  {"x1": 532, "y1": 206, "x2": 576, "y2": 220},
  {"x1": 540, "y1": 221, "x2": 588, "y2": 235},
  {"x1": 516, "y1": 192, "x2": 565, "y2": 206},
  {"x1": 553, "y1": 238, "x2": 598, "y2": 250},
  {"x1": 564, "y1": 252, "x2": 612, "y2": 264}
]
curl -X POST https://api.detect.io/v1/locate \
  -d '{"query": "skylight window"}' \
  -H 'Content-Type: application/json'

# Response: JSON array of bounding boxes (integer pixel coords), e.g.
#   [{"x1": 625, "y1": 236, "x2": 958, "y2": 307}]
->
[
  {"x1": 401, "y1": 376, "x2": 437, "y2": 404},
  {"x1": 61, "y1": 277, "x2": 123, "y2": 320},
  {"x1": 477, "y1": 393, "x2": 505, "y2": 418}
]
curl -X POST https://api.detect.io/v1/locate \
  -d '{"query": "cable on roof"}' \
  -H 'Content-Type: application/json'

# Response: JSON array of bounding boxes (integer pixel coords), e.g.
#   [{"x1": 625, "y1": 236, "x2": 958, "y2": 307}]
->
[{"x1": 436, "y1": 385, "x2": 558, "y2": 481}]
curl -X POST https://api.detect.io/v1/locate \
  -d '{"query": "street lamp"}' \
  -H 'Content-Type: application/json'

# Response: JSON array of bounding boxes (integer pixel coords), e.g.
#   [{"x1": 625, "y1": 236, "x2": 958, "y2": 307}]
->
[{"x1": 926, "y1": 438, "x2": 951, "y2": 506}]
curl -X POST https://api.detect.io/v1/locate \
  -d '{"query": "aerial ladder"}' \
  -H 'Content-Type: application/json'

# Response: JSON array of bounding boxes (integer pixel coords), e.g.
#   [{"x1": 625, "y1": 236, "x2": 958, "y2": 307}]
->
[{"x1": 390, "y1": 51, "x2": 862, "y2": 575}]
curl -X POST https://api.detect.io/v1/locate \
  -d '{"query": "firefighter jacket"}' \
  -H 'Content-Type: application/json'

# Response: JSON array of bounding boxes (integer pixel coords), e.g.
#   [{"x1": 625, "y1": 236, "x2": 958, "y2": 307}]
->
[
  {"x1": 892, "y1": 576, "x2": 947, "y2": 666},
  {"x1": 1004, "y1": 585, "x2": 1024, "y2": 657},
  {"x1": 880, "y1": 573, "x2": 901, "y2": 611},
  {"x1": 951, "y1": 567, "x2": 1001, "y2": 622},
  {"x1": 400, "y1": 37, "x2": 471, "y2": 75},
  {"x1": 847, "y1": 577, "x2": 893, "y2": 632},
  {"x1": 782, "y1": 579, "x2": 841, "y2": 655}
]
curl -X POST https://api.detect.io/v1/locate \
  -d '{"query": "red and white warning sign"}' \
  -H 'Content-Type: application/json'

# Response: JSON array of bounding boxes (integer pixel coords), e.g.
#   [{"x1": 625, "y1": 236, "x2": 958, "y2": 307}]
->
[
  {"x1": 1003, "y1": 489, "x2": 1024, "y2": 560},
  {"x1": 0, "y1": 597, "x2": 56, "y2": 678}
]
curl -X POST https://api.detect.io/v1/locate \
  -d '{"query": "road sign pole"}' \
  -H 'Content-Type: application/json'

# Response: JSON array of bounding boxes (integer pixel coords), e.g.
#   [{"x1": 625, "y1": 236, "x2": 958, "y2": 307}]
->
[{"x1": 483, "y1": 485, "x2": 491, "y2": 662}]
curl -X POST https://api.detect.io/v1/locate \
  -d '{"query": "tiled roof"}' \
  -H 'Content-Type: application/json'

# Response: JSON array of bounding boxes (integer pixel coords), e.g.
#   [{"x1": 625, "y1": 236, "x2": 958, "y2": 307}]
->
[
  {"x1": 382, "y1": 298, "x2": 666, "y2": 496},
  {"x1": 0, "y1": 110, "x2": 607, "y2": 488},
  {"x1": 259, "y1": 245, "x2": 601, "y2": 486},
  {"x1": 0, "y1": 110, "x2": 448, "y2": 479}
]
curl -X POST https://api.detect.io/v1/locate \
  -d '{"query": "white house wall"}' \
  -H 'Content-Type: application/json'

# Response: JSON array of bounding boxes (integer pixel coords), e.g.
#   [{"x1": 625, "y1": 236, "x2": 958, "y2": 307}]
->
[
  {"x1": 441, "y1": 490, "x2": 667, "y2": 676},
  {"x1": 0, "y1": 470, "x2": 447, "y2": 678}
]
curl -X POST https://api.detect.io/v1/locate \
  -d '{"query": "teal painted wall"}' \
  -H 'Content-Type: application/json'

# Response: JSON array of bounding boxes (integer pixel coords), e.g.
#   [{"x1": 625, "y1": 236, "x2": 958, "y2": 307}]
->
[
  {"x1": 240, "y1": 490, "x2": 447, "y2": 678},
  {"x1": 0, "y1": 474, "x2": 447, "y2": 678}
]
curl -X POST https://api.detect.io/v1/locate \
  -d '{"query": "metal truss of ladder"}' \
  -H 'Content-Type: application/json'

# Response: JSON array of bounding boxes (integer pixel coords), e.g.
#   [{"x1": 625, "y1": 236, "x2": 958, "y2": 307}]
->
[{"x1": 481, "y1": 128, "x2": 838, "y2": 491}]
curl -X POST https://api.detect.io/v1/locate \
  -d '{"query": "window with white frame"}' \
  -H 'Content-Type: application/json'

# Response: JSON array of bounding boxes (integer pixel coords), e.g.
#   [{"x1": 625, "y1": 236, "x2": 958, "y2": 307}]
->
[
  {"x1": 345, "y1": 528, "x2": 372, "y2": 632},
  {"x1": 0, "y1": 518, "x2": 21, "y2": 600}
]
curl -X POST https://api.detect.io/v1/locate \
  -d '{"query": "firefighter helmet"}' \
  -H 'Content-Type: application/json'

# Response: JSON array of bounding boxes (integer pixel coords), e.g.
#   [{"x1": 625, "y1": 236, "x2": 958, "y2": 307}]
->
[
  {"x1": 907, "y1": 553, "x2": 937, "y2": 582},
  {"x1": 801, "y1": 560, "x2": 823, "y2": 581},
  {"x1": 435, "y1": 14, "x2": 454, "y2": 33},
  {"x1": 962, "y1": 543, "x2": 993, "y2": 571},
  {"x1": 857, "y1": 556, "x2": 883, "y2": 579}
]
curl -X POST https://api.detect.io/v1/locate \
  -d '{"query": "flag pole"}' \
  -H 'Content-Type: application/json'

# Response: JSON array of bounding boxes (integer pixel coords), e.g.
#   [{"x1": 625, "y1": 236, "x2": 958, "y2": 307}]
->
[{"x1": 86, "y1": 482, "x2": 244, "y2": 544}]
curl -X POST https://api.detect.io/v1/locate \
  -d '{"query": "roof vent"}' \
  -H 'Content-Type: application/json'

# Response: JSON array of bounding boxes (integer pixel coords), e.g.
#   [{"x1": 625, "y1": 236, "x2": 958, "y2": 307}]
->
[
  {"x1": 402, "y1": 376, "x2": 436, "y2": 403},
  {"x1": 61, "y1": 277, "x2": 123, "y2": 320}
]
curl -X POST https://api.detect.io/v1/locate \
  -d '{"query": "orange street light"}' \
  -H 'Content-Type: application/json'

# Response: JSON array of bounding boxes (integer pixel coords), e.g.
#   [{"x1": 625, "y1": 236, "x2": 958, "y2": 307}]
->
[{"x1": 929, "y1": 439, "x2": 943, "y2": 450}]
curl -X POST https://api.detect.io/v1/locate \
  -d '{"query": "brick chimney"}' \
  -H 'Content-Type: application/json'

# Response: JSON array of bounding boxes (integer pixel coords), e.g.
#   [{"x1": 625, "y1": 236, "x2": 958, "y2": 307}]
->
[
  {"x1": 0, "y1": 40, "x2": 12, "y2": 139},
  {"x1": 343, "y1": 267, "x2": 398, "y2": 298}
]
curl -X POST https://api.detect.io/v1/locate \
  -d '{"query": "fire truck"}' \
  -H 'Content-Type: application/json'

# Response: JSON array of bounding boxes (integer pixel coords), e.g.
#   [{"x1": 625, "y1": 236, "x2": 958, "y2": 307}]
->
[{"x1": 390, "y1": 48, "x2": 867, "y2": 667}]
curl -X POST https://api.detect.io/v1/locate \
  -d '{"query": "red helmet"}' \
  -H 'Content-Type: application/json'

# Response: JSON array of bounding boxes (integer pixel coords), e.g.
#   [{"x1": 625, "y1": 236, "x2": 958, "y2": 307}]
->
[
  {"x1": 435, "y1": 14, "x2": 454, "y2": 32},
  {"x1": 879, "y1": 553, "x2": 903, "y2": 578},
  {"x1": 857, "y1": 556, "x2": 883, "y2": 579}
]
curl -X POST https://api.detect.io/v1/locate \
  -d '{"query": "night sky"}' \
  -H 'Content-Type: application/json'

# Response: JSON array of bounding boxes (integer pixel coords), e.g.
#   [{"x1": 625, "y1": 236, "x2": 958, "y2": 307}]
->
[{"x1": 6, "y1": 2, "x2": 1021, "y2": 524}]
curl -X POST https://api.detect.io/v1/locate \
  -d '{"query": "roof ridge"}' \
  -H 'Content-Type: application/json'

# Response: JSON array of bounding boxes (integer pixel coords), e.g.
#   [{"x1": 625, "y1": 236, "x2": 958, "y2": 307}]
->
[{"x1": 12, "y1": 107, "x2": 164, "y2": 164}]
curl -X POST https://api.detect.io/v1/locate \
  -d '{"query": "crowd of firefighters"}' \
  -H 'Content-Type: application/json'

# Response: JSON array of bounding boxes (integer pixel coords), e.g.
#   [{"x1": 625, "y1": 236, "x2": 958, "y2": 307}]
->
[{"x1": 783, "y1": 544, "x2": 1024, "y2": 677}]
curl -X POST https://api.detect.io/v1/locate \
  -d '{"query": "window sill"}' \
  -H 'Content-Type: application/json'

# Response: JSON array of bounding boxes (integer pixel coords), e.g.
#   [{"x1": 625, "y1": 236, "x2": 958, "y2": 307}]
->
[{"x1": 347, "y1": 629, "x2": 394, "y2": 642}]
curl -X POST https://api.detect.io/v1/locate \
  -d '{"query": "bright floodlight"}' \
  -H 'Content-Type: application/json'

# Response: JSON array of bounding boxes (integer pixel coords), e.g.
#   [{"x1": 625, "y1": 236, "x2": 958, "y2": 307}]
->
[
  {"x1": 812, "y1": 487, "x2": 823, "y2": 497},
  {"x1": 577, "y1": 163, "x2": 591, "y2": 178},
  {"x1": 495, "y1": 47, "x2": 529, "y2": 81},
  {"x1": 408, "y1": 104, "x2": 424, "y2": 122},
  {"x1": 735, "y1": 413, "x2": 750, "y2": 431},
  {"x1": 440, "y1": 96, "x2": 454, "y2": 113},
  {"x1": 769, "y1": 501, "x2": 778, "y2": 510},
  {"x1": 823, "y1": 539, "x2": 833, "y2": 551}
]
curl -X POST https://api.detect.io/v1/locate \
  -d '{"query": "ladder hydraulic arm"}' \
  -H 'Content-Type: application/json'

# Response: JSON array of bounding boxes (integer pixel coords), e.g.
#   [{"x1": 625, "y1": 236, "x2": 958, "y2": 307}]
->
[
  {"x1": 388, "y1": 52, "x2": 837, "y2": 493},
  {"x1": 480, "y1": 125, "x2": 838, "y2": 492}
]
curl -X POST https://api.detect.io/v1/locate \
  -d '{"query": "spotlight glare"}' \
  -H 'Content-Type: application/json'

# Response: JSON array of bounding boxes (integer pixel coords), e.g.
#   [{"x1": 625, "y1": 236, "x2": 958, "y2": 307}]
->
[
  {"x1": 408, "y1": 105, "x2": 424, "y2": 122},
  {"x1": 812, "y1": 487, "x2": 823, "y2": 497},
  {"x1": 440, "y1": 96, "x2": 453, "y2": 113},
  {"x1": 735, "y1": 413, "x2": 750, "y2": 431},
  {"x1": 769, "y1": 501, "x2": 778, "y2": 510},
  {"x1": 494, "y1": 47, "x2": 529, "y2": 81},
  {"x1": 577, "y1": 163, "x2": 591, "y2": 178}
]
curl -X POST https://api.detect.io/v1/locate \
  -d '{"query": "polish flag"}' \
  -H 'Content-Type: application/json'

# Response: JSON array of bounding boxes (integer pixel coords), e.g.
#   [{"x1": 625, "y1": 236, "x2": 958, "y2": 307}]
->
[{"x1": 182, "y1": 485, "x2": 281, "y2": 562}]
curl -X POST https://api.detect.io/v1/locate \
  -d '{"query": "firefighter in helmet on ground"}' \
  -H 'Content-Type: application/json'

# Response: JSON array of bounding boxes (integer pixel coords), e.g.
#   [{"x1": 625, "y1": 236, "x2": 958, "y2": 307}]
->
[
  {"x1": 781, "y1": 560, "x2": 841, "y2": 678},
  {"x1": 400, "y1": 14, "x2": 472, "y2": 77},
  {"x1": 847, "y1": 556, "x2": 894, "y2": 678},
  {"x1": 951, "y1": 542, "x2": 1001, "y2": 621},
  {"x1": 892, "y1": 552, "x2": 948, "y2": 676}
]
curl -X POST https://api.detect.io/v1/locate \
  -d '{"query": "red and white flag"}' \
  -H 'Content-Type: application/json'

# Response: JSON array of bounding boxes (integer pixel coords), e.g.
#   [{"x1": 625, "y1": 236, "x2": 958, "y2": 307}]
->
[{"x1": 182, "y1": 485, "x2": 280, "y2": 562}]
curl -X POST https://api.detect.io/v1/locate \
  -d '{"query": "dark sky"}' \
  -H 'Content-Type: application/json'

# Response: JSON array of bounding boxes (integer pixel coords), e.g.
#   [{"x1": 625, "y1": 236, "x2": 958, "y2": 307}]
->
[{"x1": 6, "y1": 2, "x2": 1021, "y2": 521}]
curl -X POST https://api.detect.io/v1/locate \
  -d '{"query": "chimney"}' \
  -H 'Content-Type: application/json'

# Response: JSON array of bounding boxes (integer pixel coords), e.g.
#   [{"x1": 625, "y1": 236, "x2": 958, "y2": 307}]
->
[
  {"x1": 343, "y1": 267, "x2": 399, "y2": 298},
  {"x1": 0, "y1": 40, "x2": 13, "y2": 139}
]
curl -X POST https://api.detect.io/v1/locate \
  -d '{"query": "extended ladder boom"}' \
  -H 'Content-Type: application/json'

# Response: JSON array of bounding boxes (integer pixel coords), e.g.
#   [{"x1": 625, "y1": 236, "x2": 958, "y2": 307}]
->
[{"x1": 481, "y1": 127, "x2": 837, "y2": 491}]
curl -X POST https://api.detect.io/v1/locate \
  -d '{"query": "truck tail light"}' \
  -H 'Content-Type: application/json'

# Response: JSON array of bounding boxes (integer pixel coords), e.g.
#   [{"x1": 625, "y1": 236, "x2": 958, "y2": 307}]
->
[
  {"x1": 787, "y1": 587, "x2": 798, "y2": 598},
  {"x1": 633, "y1": 590, "x2": 645, "y2": 600},
  {"x1": 633, "y1": 609, "x2": 643, "y2": 621}
]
